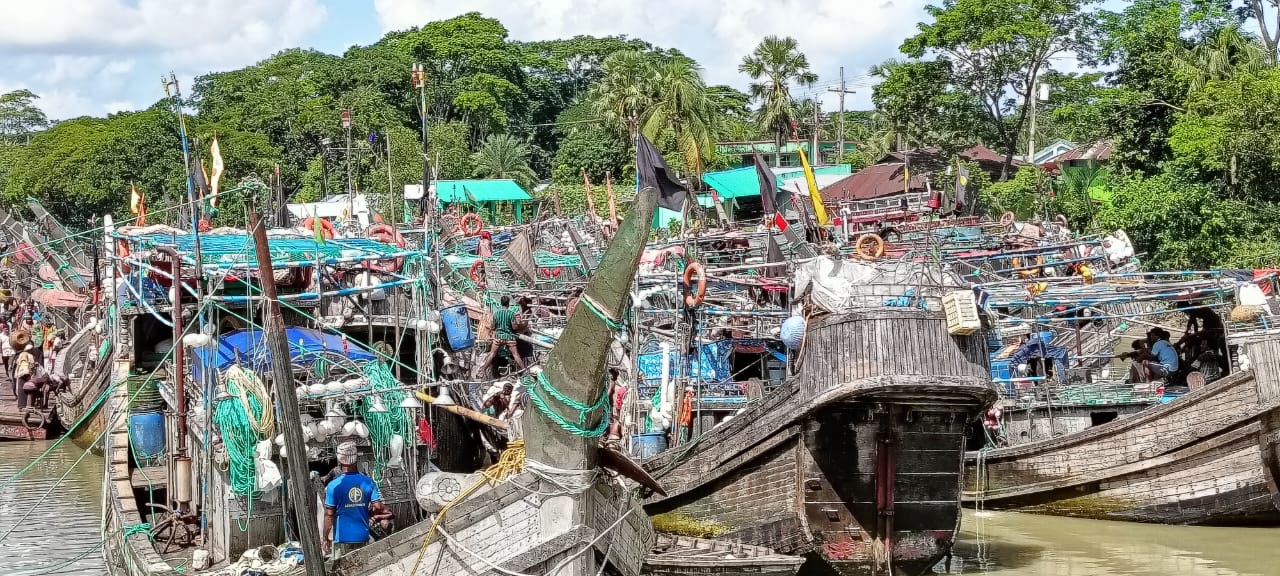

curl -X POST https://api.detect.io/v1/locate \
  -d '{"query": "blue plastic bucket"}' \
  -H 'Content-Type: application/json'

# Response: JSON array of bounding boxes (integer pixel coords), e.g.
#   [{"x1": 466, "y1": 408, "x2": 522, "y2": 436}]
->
[
  {"x1": 631, "y1": 432, "x2": 669, "y2": 460},
  {"x1": 441, "y1": 304, "x2": 475, "y2": 351},
  {"x1": 128, "y1": 412, "x2": 166, "y2": 466}
]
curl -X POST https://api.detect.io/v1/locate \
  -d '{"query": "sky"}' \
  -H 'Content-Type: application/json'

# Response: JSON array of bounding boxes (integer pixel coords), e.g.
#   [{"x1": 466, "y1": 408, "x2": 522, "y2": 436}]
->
[{"x1": 0, "y1": 0, "x2": 1117, "y2": 122}]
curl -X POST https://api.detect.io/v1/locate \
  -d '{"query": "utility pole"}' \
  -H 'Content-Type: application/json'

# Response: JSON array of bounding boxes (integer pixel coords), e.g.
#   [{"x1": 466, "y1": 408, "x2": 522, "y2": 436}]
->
[
  {"x1": 829, "y1": 68, "x2": 857, "y2": 163},
  {"x1": 412, "y1": 63, "x2": 431, "y2": 225},
  {"x1": 1028, "y1": 79, "x2": 1049, "y2": 162},
  {"x1": 248, "y1": 203, "x2": 327, "y2": 576},
  {"x1": 341, "y1": 109, "x2": 354, "y2": 227},
  {"x1": 811, "y1": 97, "x2": 821, "y2": 166}
]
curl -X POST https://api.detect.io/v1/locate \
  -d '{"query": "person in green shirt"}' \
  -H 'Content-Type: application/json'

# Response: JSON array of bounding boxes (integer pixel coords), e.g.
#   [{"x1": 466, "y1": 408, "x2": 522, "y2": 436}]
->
[{"x1": 480, "y1": 294, "x2": 527, "y2": 374}]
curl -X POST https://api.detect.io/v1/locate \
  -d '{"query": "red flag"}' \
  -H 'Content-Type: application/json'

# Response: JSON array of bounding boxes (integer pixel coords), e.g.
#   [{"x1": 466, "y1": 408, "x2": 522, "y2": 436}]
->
[{"x1": 773, "y1": 212, "x2": 789, "y2": 232}]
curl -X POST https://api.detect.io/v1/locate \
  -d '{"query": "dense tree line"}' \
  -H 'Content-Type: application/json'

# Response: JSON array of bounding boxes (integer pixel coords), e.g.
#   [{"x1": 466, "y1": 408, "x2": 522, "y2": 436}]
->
[{"x1": 3, "y1": 5, "x2": 1280, "y2": 270}]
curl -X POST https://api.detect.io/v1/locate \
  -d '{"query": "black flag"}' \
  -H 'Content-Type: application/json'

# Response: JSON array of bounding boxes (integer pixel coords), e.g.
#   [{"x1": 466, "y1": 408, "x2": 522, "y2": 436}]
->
[
  {"x1": 954, "y1": 165, "x2": 971, "y2": 210},
  {"x1": 636, "y1": 134, "x2": 689, "y2": 211},
  {"x1": 752, "y1": 152, "x2": 779, "y2": 214}
]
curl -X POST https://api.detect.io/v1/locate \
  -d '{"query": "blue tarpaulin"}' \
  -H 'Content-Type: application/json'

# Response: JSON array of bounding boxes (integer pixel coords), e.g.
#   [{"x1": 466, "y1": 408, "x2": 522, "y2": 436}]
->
[{"x1": 194, "y1": 327, "x2": 376, "y2": 381}]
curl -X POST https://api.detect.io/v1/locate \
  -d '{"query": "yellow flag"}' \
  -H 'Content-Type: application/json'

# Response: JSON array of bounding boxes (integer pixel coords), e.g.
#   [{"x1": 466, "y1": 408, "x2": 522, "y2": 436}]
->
[
  {"x1": 796, "y1": 146, "x2": 829, "y2": 226},
  {"x1": 209, "y1": 136, "x2": 225, "y2": 208},
  {"x1": 129, "y1": 182, "x2": 142, "y2": 214}
]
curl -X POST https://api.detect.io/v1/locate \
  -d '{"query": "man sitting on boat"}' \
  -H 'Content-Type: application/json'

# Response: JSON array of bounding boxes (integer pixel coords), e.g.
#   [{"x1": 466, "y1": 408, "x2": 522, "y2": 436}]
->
[
  {"x1": 322, "y1": 442, "x2": 392, "y2": 560},
  {"x1": 1142, "y1": 328, "x2": 1179, "y2": 382},
  {"x1": 1119, "y1": 339, "x2": 1157, "y2": 383}
]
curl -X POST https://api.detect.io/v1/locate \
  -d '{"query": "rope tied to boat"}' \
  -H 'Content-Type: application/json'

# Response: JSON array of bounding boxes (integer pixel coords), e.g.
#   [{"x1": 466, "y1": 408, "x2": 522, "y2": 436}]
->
[{"x1": 527, "y1": 371, "x2": 610, "y2": 437}]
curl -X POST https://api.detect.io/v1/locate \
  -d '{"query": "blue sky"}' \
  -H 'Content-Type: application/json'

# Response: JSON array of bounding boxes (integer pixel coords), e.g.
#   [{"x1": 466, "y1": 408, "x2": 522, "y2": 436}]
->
[{"x1": 1, "y1": 0, "x2": 1129, "y2": 121}]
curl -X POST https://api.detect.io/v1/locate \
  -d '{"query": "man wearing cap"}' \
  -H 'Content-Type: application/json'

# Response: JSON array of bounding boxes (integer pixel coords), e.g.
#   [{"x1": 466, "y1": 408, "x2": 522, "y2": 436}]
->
[{"x1": 322, "y1": 442, "x2": 390, "y2": 559}]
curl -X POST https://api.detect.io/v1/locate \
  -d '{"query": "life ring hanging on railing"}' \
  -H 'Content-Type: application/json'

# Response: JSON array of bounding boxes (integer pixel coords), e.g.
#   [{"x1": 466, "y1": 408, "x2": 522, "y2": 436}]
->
[
  {"x1": 459, "y1": 214, "x2": 483, "y2": 237},
  {"x1": 303, "y1": 217, "x2": 336, "y2": 240},
  {"x1": 365, "y1": 224, "x2": 407, "y2": 273},
  {"x1": 469, "y1": 260, "x2": 486, "y2": 283},
  {"x1": 1055, "y1": 214, "x2": 1069, "y2": 228},
  {"x1": 683, "y1": 262, "x2": 707, "y2": 308},
  {"x1": 1000, "y1": 211, "x2": 1016, "y2": 227},
  {"x1": 854, "y1": 234, "x2": 886, "y2": 259}
]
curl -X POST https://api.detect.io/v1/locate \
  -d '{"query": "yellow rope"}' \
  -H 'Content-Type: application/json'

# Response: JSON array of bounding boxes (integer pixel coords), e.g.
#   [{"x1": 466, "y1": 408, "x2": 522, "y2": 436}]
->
[{"x1": 407, "y1": 440, "x2": 526, "y2": 575}]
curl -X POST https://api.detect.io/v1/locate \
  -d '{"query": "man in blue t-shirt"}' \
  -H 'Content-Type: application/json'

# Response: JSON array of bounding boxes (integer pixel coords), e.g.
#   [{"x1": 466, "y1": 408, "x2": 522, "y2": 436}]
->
[
  {"x1": 323, "y1": 442, "x2": 390, "y2": 560},
  {"x1": 1145, "y1": 328, "x2": 1180, "y2": 380}
]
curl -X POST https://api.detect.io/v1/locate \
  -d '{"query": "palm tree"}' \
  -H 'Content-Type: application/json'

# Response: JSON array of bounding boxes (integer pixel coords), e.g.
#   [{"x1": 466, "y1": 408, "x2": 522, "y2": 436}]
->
[
  {"x1": 1178, "y1": 24, "x2": 1267, "y2": 94},
  {"x1": 642, "y1": 56, "x2": 718, "y2": 178},
  {"x1": 471, "y1": 134, "x2": 538, "y2": 191},
  {"x1": 739, "y1": 36, "x2": 818, "y2": 165},
  {"x1": 589, "y1": 50, "x2": 659, "y2": 138}
]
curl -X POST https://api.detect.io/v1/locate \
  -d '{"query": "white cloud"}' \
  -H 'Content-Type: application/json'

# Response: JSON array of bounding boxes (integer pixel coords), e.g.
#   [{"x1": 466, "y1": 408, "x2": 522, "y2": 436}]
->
[
  {"x1": 373, "y1": 0, "x2": 931, "y2": 109},
  {"x1": 103, "y1": 101, "x2": 136, "y2": 115},
  {"x1": 0, "y1": 0, "x2": 328, "y2": 119},
  {"x1": 2, "y1": 0, "x2": 327, "y2": 69}
]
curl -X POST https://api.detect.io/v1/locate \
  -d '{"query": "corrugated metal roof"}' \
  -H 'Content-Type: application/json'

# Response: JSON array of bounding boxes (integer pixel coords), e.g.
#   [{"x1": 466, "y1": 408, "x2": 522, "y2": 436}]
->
[{"x1": 433, "y1": 179, "x2": 532, "y2": 203}]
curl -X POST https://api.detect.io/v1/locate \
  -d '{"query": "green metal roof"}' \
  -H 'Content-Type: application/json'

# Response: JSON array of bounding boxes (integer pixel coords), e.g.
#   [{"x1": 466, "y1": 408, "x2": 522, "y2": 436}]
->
[
  {"x1": 654, "y1": 194, "x2": 715, "y2": 228},
  {"x1": 434, "y1": 179, "x2": 532, "y2": 203},
  {"x1": 701, "y1": 165, "x2": 853, "y2": 199}
]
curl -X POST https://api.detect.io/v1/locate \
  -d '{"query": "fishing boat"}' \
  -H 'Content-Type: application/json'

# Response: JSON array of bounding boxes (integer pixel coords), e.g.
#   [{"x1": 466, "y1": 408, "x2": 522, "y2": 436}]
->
[
  {"x1": 97, "y1": 160, "x2": 771, "y2": 576},
  {"x1": 963, "y1": 269, "x2": 1280, "y2": 525},
  {"x1": 639, "y1": 255, "x2": 998, "y2": 576}
]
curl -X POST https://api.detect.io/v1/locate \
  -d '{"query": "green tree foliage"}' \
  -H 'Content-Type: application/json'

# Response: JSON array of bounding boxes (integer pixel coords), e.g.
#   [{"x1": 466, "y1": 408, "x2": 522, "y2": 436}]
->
[
  {"x1": 739, "y1": 36, "x2": 817, "y2": 160},
  {"x1": 0, "y1": 90, "x2": 49, "y2": 144},
  {"x1": 1170, "y1": 68, "x2": 1280, "y2": 200},
  {"x1": 899, "y1": 0, "x2": 1094, "y2": 177},
  {"x1": 553, "y1": 127, "x2": 629, "y2": 183}
]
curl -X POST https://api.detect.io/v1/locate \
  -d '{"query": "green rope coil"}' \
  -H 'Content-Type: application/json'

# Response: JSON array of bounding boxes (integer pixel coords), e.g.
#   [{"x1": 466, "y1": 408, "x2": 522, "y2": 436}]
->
[
  {"x1": 352, "y1": 361, "x2": 409, "y2": 481},
  {"x1": 527, "y1": 372, "x2": 609, "y2": 437},
  {"x1": 212, "y1": 373, "x2": 269, "y2": 496}
]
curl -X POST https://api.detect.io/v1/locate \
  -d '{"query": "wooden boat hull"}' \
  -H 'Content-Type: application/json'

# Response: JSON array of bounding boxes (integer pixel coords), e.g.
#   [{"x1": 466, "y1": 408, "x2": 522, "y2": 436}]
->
[
  {"x1": 964, "y1": 339, "x2": 1280, "y2": 526},
  {"x1": 644, "y1": 310, "x2": 996, "y2": 576}
]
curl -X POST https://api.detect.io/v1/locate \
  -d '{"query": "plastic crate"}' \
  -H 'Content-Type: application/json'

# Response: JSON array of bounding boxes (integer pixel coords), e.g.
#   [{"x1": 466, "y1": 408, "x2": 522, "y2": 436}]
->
[{"x1": 942, "y1": 290, "x2": 981, "y2": 335}]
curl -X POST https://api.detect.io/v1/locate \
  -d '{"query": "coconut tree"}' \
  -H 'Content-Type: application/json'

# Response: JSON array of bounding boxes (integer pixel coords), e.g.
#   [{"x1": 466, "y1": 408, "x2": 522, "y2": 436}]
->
[
  {"x1": 589, "y1": 50, "x2": 660, "y2": 139},
  {"x1": 1177, "y1": 24, "x2": 1267, "y2": 94},
  {"x1": 641, "y1": 56, "x2": 718, "y2": 178},
  {"x1": 471, "y1": 134, "x2": 538, "y2": 191},
  {"x1": 739, "y1": 36, "x2": 818, "y2": 165}
]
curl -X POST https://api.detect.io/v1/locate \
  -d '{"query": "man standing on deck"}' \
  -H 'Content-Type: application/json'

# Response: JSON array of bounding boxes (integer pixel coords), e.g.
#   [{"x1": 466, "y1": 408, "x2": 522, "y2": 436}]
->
[
  {"x1": 479, "y1": 294, "x2": 527, "y2": 374},
  {"x1": 322, "y1": 442, "x2": 391, "y2": 560}
]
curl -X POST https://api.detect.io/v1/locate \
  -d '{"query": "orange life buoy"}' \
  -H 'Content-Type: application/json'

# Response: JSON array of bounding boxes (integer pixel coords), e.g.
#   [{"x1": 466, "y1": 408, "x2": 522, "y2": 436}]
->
[
  {"x1": 682, "y1": 262, "x2": 707, "y2": 307},
  {"x1": 854, "y1": 234, "x2": 886, "y2": 259},
  {"x1": 365, "y1": 224, "x2": 406, "y2": 273},
  {"x1": 1055, "y1": 214, "x2": 1069, "y2": 228},
  {"x1": 459, "y1": 213, "x2": 483, "y2": 237},
  {"x1": 469, "y1": 260, "x2": 485, "y2": 283},
  {"x1": 303, "y1": 217, "x2": 336, "y2": 240},
  {"x1": 1000, "y1": 211, "x2": 1016, "y2": 227}
]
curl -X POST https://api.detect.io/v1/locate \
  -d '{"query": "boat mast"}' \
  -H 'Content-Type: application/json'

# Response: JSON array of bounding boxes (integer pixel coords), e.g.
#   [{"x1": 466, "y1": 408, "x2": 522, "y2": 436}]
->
[
  {"x1": 248, "y1": 203, "x2": 327, "y2": 576},
  {"x1": 524, "y1": 186, "x2": 658, "y2": 469}
]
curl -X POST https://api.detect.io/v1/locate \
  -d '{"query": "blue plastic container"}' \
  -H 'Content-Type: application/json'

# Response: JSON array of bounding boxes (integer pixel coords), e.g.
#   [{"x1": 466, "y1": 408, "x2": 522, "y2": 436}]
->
[
  {"x1": 128, "y1": 412, "x2": 166, "y2": 466},
  {"x1": 631, "y1": 432, "x2": 669, "y2": 460},
  {"x1": 441, "y1": 304, "x2": 475, "y2": 351}
]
